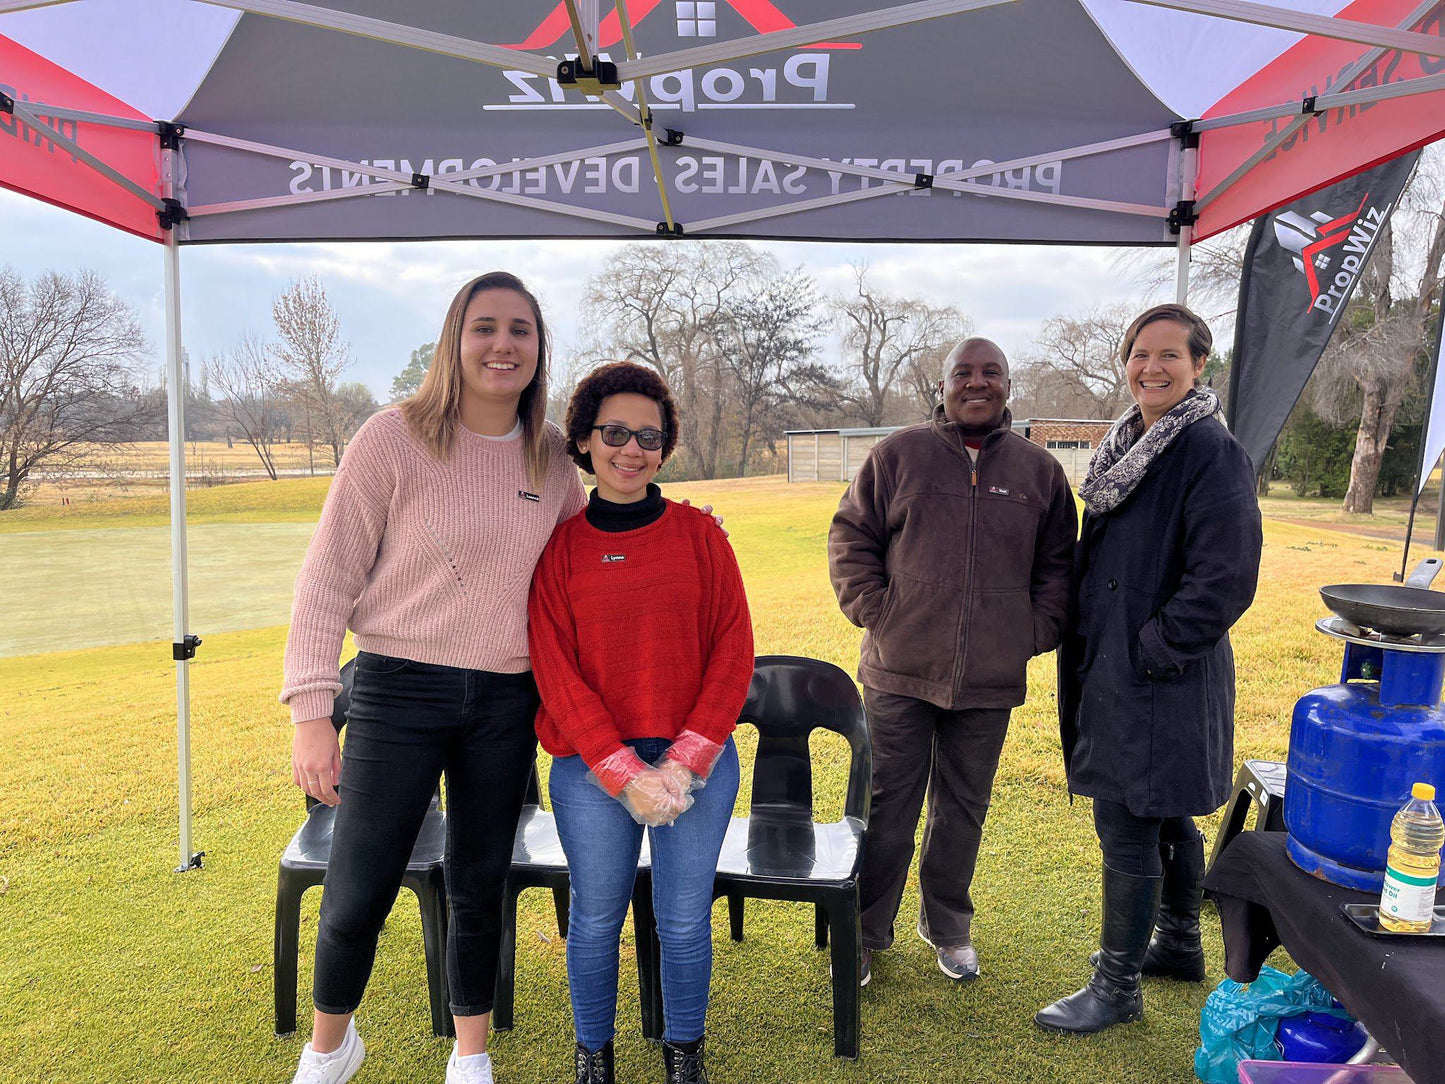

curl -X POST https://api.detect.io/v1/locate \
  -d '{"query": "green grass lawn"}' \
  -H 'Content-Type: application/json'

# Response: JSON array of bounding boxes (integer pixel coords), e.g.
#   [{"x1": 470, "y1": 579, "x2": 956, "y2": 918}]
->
[{"x1": 0, "y1": 475, "x2": 1413, "y2": 1083}]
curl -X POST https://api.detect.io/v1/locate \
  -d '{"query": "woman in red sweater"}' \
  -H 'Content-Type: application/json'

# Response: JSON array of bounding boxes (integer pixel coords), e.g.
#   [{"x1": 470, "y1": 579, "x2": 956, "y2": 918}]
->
[{"x1": 529, "y1": 362, "x2": 754, "y2": 1084}]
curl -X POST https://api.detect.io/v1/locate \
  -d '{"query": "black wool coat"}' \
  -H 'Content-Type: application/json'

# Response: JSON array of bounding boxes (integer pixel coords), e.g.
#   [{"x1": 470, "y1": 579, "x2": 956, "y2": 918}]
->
[{"x1": 1058, "y1": 416, "x2": 1263, "y2": 819}]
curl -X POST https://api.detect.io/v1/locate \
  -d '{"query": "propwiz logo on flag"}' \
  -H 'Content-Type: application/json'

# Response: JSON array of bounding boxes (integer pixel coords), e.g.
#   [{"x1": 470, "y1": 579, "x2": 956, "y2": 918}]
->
[
  {"x1": 1271, "y1": 194, "x2": 1395, "y2": 322},
  {"x1": 1227, "y1": 149, "x2": 1420, "y2": 472}
]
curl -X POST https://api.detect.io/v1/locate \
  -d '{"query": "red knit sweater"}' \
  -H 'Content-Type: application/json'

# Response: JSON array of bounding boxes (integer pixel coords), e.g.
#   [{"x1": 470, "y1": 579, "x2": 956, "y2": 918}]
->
[{"x1": 529, "y1": 500, "x2": 754, "y2": 772}]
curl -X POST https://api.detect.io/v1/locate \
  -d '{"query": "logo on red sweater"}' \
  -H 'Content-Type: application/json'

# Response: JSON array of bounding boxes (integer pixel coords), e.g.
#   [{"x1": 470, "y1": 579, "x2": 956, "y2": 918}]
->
[{"x1": 603, "y1": 554, "x2": 626, "y2": 563}]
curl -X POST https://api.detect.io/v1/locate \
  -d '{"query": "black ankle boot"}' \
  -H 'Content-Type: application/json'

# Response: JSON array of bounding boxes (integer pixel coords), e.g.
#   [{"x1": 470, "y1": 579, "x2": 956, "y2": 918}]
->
[
  {"x1": 662, "y1": 1035, "x2": 709, "y2": 1084},
  {"x1": 574, "y1": 1039, "x2": 614, "y2": 1084},
  {"x1": 1035, "y1": 865, "x2": 1163, "y2": 1034},
  {"x1": 1142, "y1": 836, "x2": 1207, "y2": 981}
]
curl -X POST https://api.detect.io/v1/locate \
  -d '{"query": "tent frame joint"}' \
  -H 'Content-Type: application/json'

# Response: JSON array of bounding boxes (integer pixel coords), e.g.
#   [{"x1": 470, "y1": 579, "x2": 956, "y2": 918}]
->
[
  {"x1": 1170, "y1": 119, "x2": 1200, "y2": 149},
  {"x1": 158, "y1": 121, "x2": 186, "y2": 150},
  {"x1": 914, "y1": 172, "x2": 934, "y2": 189},
  {"x1": 661, "y1": 127, "x2": 684, "y2": 146},
  {"x1": 172, "y1": 634, "x2": 202, "y2": 661},
  {"x1": 174, "y1": 851, "x2": 205, "y2": 874},
  {"x1": 557, "y1": 57, "x2": 621, "y2": 95},
  {"x1": 411, "y1": 172, "x2": 430, "y2": 191},
  {"x1": 0, "y1": 91, "x2": 12, "y2": 115},
  {"x1": 656, "y1": 220, "x2": 686, "y2": 237},
  {"x1": 1168, "y1": 199, "x2": 1197, "y2": 235},
  {"x1": 1300, "y1": 94, "x2": 1322, "y2": 115},
  {"x1": 157, "y1": 198, "x2": 189, "y2": 231}
]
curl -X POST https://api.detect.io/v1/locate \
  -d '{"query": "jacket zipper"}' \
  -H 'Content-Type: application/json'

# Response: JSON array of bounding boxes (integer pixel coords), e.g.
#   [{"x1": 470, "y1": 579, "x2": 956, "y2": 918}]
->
[{"x1": 953, "y1": 450, "x2": 980, "y2": 704}]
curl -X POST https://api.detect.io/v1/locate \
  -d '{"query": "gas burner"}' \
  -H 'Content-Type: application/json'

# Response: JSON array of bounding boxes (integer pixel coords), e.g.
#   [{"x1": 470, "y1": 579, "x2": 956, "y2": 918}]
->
[{"x1": 1316, "y1": 615, "x2": 1445, "y2": 653}]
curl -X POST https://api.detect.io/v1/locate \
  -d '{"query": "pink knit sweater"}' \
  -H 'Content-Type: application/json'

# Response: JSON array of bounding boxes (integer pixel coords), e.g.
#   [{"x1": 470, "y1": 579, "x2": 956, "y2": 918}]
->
[{"x1": 280, "y1": 408, "x2": 586, "y2": 724}]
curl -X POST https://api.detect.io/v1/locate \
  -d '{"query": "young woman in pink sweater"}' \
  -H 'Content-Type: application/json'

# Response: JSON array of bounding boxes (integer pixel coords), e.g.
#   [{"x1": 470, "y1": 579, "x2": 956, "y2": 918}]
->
[{"x1": 279, "y1": 271, "x2": 586, "y2": 1084}]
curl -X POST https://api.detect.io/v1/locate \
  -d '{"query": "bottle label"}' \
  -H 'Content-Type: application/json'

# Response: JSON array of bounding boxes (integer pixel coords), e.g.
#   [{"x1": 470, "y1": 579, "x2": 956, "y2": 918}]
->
[{"x1": 1381, "y1": 865, "x2": 1438, "y2": 924}]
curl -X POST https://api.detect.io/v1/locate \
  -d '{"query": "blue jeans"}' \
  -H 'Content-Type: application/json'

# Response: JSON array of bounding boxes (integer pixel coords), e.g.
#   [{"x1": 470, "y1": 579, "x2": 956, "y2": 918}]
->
[{"x1": 550, "y1": 736, "x2": 740, "y2": 1048}]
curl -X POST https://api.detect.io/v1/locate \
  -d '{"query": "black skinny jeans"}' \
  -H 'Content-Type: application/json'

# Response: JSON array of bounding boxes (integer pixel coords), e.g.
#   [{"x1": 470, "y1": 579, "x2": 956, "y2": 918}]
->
[
  {"x1": 313, "y1": 651, "x2": 538, "y2": 1017},
  {"x1": 1092, "y1": 798, "x2": 1202, "y2": 878}
]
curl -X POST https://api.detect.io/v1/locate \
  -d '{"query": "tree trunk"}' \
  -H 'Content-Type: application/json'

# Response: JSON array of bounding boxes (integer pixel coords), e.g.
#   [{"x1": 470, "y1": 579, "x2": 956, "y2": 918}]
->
[
  {"x1": 1, "y1": 467, "x2": 21, "y2": 510},
  {"x1": 737, "y1": 411, "x2": 754, "y2": 477},
  {"x1": 1343, "y1": 382, "x2": 1404, "y2": 513}
]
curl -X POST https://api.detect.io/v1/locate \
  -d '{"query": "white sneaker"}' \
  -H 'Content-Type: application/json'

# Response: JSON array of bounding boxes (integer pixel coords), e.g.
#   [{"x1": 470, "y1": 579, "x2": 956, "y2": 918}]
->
[
  {"x1": 291, "y1": 1021, "x2": 364, "y2": 1084},
  {"x1": 445, "y1": 1047, "x2": 494, "y2": 1084}
]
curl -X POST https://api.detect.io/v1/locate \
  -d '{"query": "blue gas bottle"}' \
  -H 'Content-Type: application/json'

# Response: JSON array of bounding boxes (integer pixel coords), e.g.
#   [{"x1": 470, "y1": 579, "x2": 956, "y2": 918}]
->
[
  {"x1": 1276, "y1": 1009, "x2": 1368, "y2": 1063},
  {"x1": 1284, "y1": 619, "x2": 1445, "y2": 891}
]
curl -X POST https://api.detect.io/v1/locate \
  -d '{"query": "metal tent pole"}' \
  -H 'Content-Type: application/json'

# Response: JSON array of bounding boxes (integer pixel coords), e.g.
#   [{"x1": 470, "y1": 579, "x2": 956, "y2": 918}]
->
[
  {"x1": 162, "y1": 144, "x2": 202, "y2": 873},
  {"x1": 1175, "y1": 136, "x2": 1198, "y2": 304}
]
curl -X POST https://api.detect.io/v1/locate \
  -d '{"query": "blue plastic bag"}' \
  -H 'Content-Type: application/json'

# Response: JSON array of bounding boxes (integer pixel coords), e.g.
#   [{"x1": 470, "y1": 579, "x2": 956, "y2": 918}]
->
[{"x1": 1194, "y1": 967, "x2": 1343, "y2": 1083}]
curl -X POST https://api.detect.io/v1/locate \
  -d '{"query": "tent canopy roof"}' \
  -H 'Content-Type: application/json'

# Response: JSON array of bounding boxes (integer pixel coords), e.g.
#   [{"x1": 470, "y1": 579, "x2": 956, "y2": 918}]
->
[{"x1": 3, "y1": 0, "x2": 1442, "y2": 246}]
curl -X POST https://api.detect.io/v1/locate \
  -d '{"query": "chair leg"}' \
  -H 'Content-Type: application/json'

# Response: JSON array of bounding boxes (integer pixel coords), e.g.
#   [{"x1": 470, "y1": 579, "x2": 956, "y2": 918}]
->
[
  {"x1": 274, "y1": 871, "x2": 304, "y2": 1036},
  {"x1": 728, "y1": 892, "x2": 745, "y2": 942},
  {"x1": 1207, "y1": 785, "x2": 1254, "y2": 876},
  {"x1": 632, "y1": 877, "x2": 663, "y2": 1043},
  {"x1": 492, "y1": 882, "x2": 520, "y2": 1032},
  {"x1": 815, "y1": 902, "x2": 829, "y2": 950},
  {"x1": 825, "y1": 893, "x2": 862, "y2": 1060},
  {"x1": 552, "y1": 883, "x2": 570, "y2": 940},
  {"x1": 414, "y1": 873, "x2": 453, "y2": 1039}
]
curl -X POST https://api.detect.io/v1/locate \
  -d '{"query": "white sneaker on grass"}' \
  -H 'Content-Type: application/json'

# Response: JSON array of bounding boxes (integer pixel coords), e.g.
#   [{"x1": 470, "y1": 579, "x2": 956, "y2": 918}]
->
[
  {"x1": 291, "y1": 1021, "x2": 364, "y2": 1084},
  {"x1": 445, "y1": 1047, "x2": 495, "y2": 1084}
]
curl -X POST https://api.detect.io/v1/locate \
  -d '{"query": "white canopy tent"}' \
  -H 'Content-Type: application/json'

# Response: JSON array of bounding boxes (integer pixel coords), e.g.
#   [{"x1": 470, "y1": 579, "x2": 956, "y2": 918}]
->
[{"x1": 2, "y1": 0, "x2": 1443, "y2": 869}]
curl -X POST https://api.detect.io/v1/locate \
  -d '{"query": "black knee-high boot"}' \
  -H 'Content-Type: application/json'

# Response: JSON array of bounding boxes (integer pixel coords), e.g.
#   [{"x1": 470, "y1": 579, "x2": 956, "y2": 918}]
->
[
  {"x1": 1035, "y1": 865, "x2": 1163, "y2": 1034},
  {"x1": 1142, "y1": 836, "x2": 1207, "y2": 981}
]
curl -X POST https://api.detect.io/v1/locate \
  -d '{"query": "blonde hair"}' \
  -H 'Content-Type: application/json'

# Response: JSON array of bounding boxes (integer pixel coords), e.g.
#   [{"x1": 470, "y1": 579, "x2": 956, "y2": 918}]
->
[{"x1": 401, "y1": 272, "x2": 551, "y2": 488}]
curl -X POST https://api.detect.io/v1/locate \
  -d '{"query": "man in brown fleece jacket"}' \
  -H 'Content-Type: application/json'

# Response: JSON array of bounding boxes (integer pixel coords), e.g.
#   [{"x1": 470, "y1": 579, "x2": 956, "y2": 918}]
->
[{"x1": 828, "y1": 337, "x2": 1076, "y2": 985}]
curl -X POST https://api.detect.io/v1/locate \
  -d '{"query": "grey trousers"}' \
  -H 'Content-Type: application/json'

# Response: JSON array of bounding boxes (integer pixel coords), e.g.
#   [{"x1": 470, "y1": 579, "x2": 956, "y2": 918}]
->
[{"x1": 859, "y1": 687, "x2": 1011, "y2": 951}]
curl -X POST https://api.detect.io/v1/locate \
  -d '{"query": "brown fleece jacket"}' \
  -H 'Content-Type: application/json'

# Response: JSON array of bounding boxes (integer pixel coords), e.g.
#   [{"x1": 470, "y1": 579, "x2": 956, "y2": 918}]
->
[{"x1": 828, "y1": 408, "x2": 1077, "y2": 710}]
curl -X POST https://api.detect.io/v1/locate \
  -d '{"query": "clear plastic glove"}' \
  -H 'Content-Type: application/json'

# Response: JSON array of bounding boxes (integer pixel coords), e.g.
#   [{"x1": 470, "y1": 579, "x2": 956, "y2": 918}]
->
[
  {"x1": 588, "y1": 747, "x2": 691, "y2": 826},
  {"x1": 658, "y1": 730, "x2": 726, "y2": 794},
  {"x1": 622, "y1": 768, "x2": 693, "y2": 826}
]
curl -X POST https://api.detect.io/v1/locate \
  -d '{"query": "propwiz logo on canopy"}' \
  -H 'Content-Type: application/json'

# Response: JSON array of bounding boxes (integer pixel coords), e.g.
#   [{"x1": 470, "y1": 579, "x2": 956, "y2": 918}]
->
[
  {"x1": 493, "y1": 0, "x2": 860, "y2": 113},
  {"x1": 1271, "y1": 192, "x2": 1394, "y2": 323}
]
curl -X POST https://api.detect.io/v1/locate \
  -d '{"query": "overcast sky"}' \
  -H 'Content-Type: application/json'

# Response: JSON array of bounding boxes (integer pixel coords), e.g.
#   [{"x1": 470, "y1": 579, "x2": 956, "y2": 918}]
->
[{"x1": 1, "y1": 185, "x2": 1182, "y2": 403}]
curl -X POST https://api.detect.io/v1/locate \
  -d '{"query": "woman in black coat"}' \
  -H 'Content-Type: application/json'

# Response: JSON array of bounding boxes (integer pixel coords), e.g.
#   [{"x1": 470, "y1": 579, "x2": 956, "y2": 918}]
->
[{"x1": 1035, "y1": 304, "x2": 1262, "y2": 1035}]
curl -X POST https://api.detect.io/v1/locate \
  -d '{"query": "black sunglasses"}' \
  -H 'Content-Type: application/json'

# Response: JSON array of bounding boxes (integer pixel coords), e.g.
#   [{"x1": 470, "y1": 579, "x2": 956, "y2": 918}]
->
[{"x1": 592, "y1": 424, "x2": 667, "y2": 452}]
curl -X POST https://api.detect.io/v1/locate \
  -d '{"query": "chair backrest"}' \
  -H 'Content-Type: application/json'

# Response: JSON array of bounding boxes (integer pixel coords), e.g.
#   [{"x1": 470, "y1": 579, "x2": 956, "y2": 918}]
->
[
  {"x1": 736, "y1": 655, "x2": 871, "y2": 827},
  {"x1": 330, "y1": 660, "x2": 355, "y2": 734}
]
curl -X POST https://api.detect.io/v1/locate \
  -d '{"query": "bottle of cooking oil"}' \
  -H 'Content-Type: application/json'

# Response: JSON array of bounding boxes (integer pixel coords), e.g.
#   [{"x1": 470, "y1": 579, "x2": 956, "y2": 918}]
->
[{"x1": 1379, "y1": 782, "x2": 1444, "y2": 933}]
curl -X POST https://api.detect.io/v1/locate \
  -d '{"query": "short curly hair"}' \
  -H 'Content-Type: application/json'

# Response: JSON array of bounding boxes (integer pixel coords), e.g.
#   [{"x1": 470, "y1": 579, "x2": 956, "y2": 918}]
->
[{"x1": 565, "y1": 361, "x2": 680, "y2": 473}]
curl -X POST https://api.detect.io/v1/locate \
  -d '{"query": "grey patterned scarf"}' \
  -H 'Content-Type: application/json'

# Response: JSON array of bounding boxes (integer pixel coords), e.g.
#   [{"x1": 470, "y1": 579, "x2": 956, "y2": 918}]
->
[{"x1": 1078, "y1": 387, "x2": 1223, "y2": 515}]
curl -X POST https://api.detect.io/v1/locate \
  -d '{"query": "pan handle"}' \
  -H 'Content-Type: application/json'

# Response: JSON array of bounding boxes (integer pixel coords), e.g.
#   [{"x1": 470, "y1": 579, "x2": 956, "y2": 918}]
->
[{"x1": 1406, "y1": 557, "x2": 1443, "y2": 588}]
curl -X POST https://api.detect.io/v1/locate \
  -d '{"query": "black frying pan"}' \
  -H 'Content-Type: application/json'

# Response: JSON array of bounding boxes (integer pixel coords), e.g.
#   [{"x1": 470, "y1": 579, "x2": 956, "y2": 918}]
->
[{"x1": 1321, "y1": 557, "x2": 1445, "y2": 636}]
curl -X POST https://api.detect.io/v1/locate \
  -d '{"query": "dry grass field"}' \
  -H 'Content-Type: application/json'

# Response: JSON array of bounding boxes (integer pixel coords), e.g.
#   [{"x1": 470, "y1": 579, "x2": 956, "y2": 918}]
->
[
  {"x1": 26, "y1": 440, "x2": 332, "y2": 504},
  {"x1": 0, "y1": 474, "x2": 1424, "y2": 1083}
]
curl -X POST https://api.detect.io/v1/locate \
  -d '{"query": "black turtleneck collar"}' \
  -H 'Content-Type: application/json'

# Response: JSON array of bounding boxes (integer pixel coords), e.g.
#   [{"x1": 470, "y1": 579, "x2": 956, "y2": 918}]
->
[{"x1": 586, "y1": 483, "x2": 666, "y2": 532}]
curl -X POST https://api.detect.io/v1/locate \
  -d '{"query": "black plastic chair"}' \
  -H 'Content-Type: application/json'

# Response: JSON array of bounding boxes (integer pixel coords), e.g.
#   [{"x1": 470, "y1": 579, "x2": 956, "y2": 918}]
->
[
  {"x1": 273, "y1": 660, "x2": 452, "y2": 1038},
  {"x1": 1207, "y1": 758, "x2": 1287, "y2": 874},
  {"x1": 493, "y1": 763, "x2": 655, "y2": 1033},
  {"x1": 637, "y1": 656, "x2": 871, "y2": 1058}
]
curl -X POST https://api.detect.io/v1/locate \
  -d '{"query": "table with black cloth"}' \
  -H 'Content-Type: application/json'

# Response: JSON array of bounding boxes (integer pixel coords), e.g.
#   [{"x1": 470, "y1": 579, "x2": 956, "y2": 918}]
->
[{"x1": 1204, "y1": 831, "x2": 1445, "y2": 1084}]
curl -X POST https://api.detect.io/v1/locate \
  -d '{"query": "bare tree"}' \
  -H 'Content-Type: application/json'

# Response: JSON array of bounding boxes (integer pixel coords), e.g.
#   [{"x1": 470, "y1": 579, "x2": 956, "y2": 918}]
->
[
  {"x1": 832, "y1": 264, "x2": 969, "y2": 426},
  {"x1": 716, "y1": 269, "x2": 834, "y2": 475},
  {"x1": 203, "y1": 332, "x2": 283, "y2": 480},
  {"x1": 272, "y1": 276, "x2": 352, "y2": 467},
  {"x1": 1016, "y1": 302, "x2": 1137, "y2": 419},
  {"x1": 583, "y1": 242, "x2": 768, "y2": 478},
  {"x1": 0, "y1": 267, "x2": 150, "y2": 509}
]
